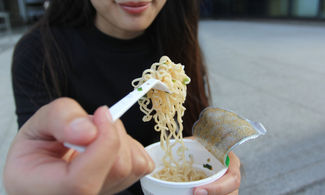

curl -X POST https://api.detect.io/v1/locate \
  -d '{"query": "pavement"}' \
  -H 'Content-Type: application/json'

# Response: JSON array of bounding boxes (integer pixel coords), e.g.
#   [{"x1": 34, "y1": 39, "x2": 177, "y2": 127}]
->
[
  {"x1": 199, "y1": 20, "x2": 325, "y2": 195},
  {"x1": 0, "y1": 31, "x2": 21, "y2": 195},
  {"x1": 0, "y1": 20, "x2": 325, "y2": 195}
]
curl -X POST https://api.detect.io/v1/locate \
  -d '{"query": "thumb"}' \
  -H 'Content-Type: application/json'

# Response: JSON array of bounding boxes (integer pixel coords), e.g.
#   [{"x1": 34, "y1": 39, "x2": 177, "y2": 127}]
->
[{"x1": 21, "y1": 97, "x2": 97, "y2": 146}]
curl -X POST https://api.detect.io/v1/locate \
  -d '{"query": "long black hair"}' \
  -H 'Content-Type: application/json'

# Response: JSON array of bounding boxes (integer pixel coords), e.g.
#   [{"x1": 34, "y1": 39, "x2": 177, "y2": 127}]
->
[{"x1": 30, "y1": 0, "x2": 210, "y2": 135}]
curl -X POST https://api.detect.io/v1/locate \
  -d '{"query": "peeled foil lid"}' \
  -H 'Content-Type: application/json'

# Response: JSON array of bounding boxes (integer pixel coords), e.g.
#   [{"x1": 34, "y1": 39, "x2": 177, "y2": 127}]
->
[{"x1": 192, "y1": 107, "x2": 267, "y2": 165}]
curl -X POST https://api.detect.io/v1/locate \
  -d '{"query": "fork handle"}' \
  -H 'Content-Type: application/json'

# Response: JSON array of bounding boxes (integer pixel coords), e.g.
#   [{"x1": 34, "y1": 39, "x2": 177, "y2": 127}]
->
[
  {"x1": 64, "y1": 79, "x2": 159, "y2": 152},
  {"x1": 110, "y1": 78, "x2": 158, "y2": 121}
]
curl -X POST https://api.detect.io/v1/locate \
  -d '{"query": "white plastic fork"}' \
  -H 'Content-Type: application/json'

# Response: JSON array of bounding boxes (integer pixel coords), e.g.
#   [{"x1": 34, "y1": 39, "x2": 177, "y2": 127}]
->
[{"x1": 64, "y1": 78, "x2": 170, "y2": 152}]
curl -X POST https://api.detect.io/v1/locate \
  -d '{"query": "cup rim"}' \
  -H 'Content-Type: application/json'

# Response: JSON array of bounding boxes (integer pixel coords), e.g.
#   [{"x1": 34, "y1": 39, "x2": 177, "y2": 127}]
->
[{"x1": 142, "y1": 139, "x2": 228, "y2": 188}]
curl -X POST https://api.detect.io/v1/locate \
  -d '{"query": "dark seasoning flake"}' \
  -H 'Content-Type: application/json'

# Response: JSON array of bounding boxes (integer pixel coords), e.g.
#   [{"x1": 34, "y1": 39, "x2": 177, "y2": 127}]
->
[{"x1": 203, "y1": 163, "x2": 212, "y2": 170}]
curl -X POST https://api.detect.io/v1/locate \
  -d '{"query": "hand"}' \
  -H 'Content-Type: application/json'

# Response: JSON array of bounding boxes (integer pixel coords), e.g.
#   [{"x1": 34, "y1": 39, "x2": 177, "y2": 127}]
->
[
  {"x1": 3, "y1": 97, "x2": 154, "y2": 195},
  {"x1": 194, "y1": 152, "x2": 241, "y2": 195}
]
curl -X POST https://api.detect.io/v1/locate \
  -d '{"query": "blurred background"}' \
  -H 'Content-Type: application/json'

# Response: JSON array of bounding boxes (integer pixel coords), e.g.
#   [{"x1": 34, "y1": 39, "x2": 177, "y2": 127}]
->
[
  {"x1": 201, "y1": 0, "x2": 325, "y2": 19},
  {"x1": 1, "y1": 0, "x2": 325, "y2": 194}
]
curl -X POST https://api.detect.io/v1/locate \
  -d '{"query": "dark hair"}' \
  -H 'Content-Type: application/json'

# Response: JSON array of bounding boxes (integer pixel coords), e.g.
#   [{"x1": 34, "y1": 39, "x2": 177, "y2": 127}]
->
[{"x1": 35, "y1": 0, "x2": 210, "y2": 135}]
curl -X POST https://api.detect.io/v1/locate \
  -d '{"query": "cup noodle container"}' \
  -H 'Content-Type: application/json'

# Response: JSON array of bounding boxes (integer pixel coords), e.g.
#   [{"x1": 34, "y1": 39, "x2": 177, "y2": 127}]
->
[{"x1": 140, "y1": 139, "x2": 228, "y2": 195}]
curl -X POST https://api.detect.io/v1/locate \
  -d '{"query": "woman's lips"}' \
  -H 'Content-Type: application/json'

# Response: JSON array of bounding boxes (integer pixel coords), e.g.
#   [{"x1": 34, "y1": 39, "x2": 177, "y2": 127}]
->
[{"x1": 119, "y1": 2, "x2": 150, "y2": 14}]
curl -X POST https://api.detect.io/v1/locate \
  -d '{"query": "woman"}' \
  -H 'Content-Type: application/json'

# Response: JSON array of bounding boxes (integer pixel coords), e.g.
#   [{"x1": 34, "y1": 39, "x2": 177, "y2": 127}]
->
[{"x1": 4, "y1": 0, "x2": 241, "y2": 194}]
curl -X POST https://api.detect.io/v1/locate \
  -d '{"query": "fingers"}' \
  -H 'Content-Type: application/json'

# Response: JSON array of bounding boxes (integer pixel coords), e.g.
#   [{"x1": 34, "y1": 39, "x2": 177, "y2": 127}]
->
[
  {"x1": 21, "y1": 97, "x2": 97, "y2": 146},
  {"x1": 109, "y1": 120, "x2": 154, "y2": 178},
  {"x1": 227, "y1": 190, "x2": 239, "y2": 195},
  {"x1": 17, "y1": 97, "x2": 154, "y2": 194},
  {"x1": 65, "y1": 105, "x2": 121, "y2": 194},
  {"x1": 103, "y1": 120, "x2": 133, "y2": 191},
  {"x1": 5, "y1": 100, "x2": 122, "y2": 195},
  {"x1": 100, "y1": 120, "x2": 155, "y2": 194},
  {"x1": 194, "y1": 152, "x2": 241, "y2": 195},
  {"x1": 129, "y1": 136, "x2": 155, "y2": 176}
]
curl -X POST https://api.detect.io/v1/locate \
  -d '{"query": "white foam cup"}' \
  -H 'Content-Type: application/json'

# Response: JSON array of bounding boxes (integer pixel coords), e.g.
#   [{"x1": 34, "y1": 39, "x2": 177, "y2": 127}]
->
[{"x1": 140, "y1": 139, "x2": 228, "y2": 195}]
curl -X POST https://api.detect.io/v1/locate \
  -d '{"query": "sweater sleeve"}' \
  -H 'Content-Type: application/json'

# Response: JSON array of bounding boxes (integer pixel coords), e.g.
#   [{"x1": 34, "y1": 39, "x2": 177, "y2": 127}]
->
[{"x1": 12, "y1": 30, "x2": 52, "y2": 128}]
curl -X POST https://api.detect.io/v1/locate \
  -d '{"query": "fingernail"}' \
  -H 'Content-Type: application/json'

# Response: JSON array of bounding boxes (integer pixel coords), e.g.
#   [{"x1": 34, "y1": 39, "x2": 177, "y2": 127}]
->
[
  {"x1": 102, "y1": 105, "x2": 113, "y2": 122},
  {"x1": 69, "y1": 117, "x2": 96, "y2": 136},
  {"x1": 195, "y1": 189, "x2": 208, "y2": 195}
]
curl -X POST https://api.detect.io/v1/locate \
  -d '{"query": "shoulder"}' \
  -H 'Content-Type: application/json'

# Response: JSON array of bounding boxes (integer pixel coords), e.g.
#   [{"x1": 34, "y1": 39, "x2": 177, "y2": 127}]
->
[
  {"x1": 14, "y1": 27, "x2": 43, "y2": 60},
  {"x1": 13, "y1": 26, "x2": 80, "y2": 57},
  {"x1": 12, "y1": 27, "x2": 44, "y2": 79},
  {"x1": 12, "y1": 26, "x2": 78, "y2": 69},
  {"x1": 12, "y1": 26, "x2": 71, "y2": 80}
]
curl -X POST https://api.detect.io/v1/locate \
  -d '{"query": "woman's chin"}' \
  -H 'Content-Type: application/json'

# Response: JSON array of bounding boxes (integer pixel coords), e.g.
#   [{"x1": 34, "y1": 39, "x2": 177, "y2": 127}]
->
[{"x1": 121, "y1": 20, "x2": 152, "y2": 33}]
